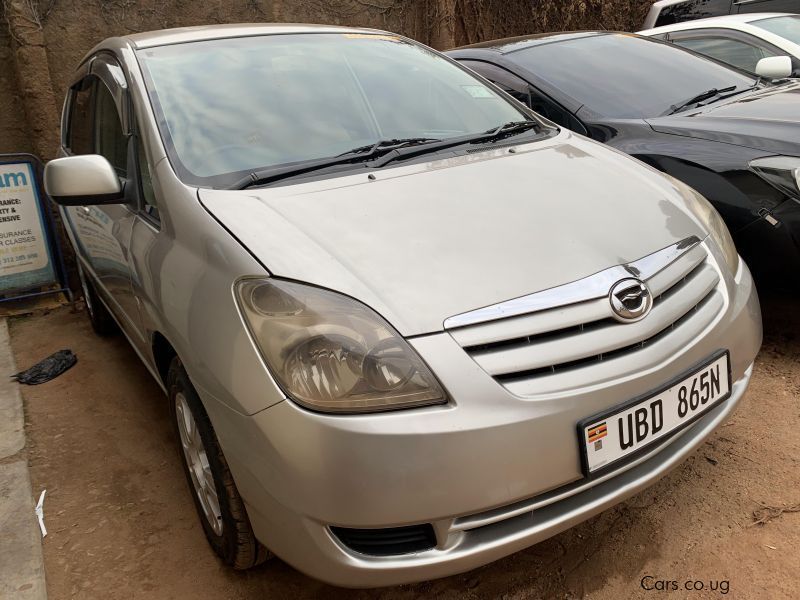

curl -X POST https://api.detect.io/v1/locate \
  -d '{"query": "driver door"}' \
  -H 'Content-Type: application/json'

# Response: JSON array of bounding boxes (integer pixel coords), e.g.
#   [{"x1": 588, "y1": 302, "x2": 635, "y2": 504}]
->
[{"x1": 62, "y1": 56, "x2": 144, "y2": 345}]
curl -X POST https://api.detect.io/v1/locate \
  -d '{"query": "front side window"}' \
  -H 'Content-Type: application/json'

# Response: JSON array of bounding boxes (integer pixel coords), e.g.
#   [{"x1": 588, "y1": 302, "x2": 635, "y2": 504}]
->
[
  {"x1": 460, "y1": 60, "x2": 586, "y2": 133},
  {"x1": 67, "y1": 79, "x2": 94, "y2": 155},
  {"x1": 674, "y1": 35, "x2": 776, "y2": 73},
  {"x1": 94, "y1": 83, "x2": 128, "y2": 177},
  {"x1": 508, "y1": 33, "x2": 755, "y2": 118},
  {"x1": 137, "y1": 34, "x2": 531, "y2": 187},
  {"x1": 460, "y1": 61, "x2": 532, "y2": 106}
]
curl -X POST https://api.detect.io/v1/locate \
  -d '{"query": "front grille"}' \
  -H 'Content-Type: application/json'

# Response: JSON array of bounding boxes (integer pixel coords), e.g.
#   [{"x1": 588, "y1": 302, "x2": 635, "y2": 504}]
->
[
  {"x1": 447, "y1": 239, "x2": 723, "y2": 396},
  {"x1": 330, "y1": 524, "x2": 436, "y2": 556}
]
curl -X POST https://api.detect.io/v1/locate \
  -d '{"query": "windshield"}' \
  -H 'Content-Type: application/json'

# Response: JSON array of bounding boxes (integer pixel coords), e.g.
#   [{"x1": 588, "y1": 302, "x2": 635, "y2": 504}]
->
[
  {"x1": 508, "y1": 33, "x2": 756, "y2": 118},
  {"x1": 752, "y1": 15, "x2": 800, "y2": 46},
  {"x1": 137, "y1": 33, "x2": 529, "y2": 187}
]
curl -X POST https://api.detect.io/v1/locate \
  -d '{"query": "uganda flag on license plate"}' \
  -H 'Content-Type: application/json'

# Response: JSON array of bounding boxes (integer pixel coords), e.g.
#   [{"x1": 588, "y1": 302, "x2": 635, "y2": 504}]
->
[{"x1": 587, "y1": 422, "x2": 607, "y2": 443}]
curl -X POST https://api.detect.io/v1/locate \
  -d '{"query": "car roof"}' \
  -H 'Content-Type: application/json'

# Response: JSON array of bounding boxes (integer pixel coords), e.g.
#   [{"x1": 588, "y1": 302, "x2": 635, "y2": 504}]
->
[
  {"x1": 452, "y1": 31, "x2": 607, "y2": 54},
  {"x1": 127, "y1": 23, "x2": 390, "y2": 48},
  {"x1": 98, "y1": 23, "x2": 389, "y2": 53},
  {"x1": 649, "y1": 0, "x2": 691, "y2": 7},
  {"x1": 640, "y1": 12, "x2": 795, "y2": 35}
]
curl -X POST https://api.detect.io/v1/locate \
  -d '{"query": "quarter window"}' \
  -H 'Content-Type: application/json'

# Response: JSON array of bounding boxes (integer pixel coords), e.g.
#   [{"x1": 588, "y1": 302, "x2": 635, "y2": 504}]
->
[{"x1": 136, "y1": 128, "x2": 158, "y2": 220}]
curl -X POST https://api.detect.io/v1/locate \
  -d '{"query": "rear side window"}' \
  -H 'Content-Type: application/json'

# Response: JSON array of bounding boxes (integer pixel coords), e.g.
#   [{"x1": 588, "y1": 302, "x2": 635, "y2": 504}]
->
[{"x1": 67, "y1": 80, "x2": 94, "y2": 155}]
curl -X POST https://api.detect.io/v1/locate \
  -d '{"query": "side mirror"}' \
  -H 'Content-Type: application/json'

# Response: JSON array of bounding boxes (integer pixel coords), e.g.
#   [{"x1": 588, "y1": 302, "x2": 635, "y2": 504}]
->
[
  {"x1": 755, "y1": 56, "x2": 793, "y2": 79},
  {"x1": 44, "y1": 155, "x2": 124, "y2": 206}
]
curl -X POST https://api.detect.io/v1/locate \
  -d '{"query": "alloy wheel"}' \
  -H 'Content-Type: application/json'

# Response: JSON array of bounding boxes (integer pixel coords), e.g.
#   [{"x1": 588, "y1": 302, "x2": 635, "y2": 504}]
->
[{"x1": 175, "y1": 392, "x2": 223, "y2": 535}]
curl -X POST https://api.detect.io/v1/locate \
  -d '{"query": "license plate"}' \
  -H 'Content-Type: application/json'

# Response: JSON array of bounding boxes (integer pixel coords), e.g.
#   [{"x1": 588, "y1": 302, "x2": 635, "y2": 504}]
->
[{"x1": 579, "y1": 352, "x2": 731, "y2": 474}]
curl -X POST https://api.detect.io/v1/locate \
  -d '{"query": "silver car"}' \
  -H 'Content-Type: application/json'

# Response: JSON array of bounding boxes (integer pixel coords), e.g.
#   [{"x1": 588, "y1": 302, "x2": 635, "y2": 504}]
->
[{"x1": 44, "y1": 24, "x2": 762, "y2": 587}]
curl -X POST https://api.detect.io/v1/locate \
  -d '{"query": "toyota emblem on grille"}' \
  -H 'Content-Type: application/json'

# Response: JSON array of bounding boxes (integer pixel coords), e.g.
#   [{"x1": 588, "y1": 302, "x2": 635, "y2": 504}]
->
[{"x1": 609, "y1": 278, "x2": 652, "y2": 323}]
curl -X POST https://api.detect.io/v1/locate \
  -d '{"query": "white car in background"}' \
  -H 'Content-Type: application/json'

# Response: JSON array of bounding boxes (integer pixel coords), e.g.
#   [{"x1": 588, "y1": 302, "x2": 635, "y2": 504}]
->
[
  {"x1": 641, "y1": 13, "x2": 800, "y2": 76},
  {"x1": 642, "y1": 0, "x2": 799, "y2": 30}
]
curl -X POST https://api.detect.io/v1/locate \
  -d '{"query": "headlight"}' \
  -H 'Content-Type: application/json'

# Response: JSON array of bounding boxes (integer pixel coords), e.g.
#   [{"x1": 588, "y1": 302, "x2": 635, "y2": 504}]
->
[
  {"x1": 235, "y1": 278, "x2": 447, "y2": 413},
  {"x1": 666, "y1": 176, "x2": 739, "y2": 274},
  {"x1": 750, "y1": 155, "x2": 800, "y2": 199}
]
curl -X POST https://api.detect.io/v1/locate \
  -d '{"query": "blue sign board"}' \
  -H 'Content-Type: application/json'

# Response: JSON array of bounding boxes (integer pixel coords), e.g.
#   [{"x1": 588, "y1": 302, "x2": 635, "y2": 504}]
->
[{"x1": 0, "y1": 161, "x2": 58, "y2": 293}]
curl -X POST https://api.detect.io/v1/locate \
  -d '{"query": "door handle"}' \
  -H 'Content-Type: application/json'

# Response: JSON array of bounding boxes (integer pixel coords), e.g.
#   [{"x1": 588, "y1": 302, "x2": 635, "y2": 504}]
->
[{"x1": 81, "y1": 206, "x2": 90, "y2": 214}]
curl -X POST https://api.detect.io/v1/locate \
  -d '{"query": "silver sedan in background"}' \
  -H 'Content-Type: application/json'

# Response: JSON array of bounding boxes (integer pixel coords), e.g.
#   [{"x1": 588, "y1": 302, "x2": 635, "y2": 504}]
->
[{"x1": 44, "y1": 24, "x2": 762, "y2": 587}]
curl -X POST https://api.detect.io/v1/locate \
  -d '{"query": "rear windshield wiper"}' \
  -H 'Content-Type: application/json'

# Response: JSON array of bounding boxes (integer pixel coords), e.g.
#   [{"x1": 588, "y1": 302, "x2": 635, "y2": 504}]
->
[
  {"x1": 369, "y1": 120, "x2": 541, "y2": 168},
  {"x1": 664, "y1": 86, "x2": 737, "y2": 116},
  {"x1": 230, "y1": 137, "x2": 440, "y2": 190}
]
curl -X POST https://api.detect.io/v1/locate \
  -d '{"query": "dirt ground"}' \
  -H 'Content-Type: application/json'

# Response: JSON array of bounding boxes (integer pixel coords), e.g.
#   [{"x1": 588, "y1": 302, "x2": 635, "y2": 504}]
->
[{"x1": 10, "y1": 291, "x2": 800, "y2": 600}]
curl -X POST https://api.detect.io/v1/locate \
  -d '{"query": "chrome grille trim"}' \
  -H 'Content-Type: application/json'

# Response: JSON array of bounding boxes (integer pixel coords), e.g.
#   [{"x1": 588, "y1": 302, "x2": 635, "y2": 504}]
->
[
  {"x1": 470, "y1": 262, "x2": 718, "y2": 377},
  {"x1": 501, "y1": 290, "x2": 723, "y2": 396},
  {"x1": 444, "y1": 235, "x2": 702, "y2": 330},
  {"x1": 447, "y1": 237, "x2": 723, "y2": 394}
]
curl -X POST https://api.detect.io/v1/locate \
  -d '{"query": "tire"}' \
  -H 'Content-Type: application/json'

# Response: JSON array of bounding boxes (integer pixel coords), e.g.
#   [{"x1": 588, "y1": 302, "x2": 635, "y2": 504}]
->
[
  {"x1": 168, "y1": 357, "x2": 270, "y2": 569},
  {"x1": 77, "y1": 262, "x2": 118, "y2": 336}
]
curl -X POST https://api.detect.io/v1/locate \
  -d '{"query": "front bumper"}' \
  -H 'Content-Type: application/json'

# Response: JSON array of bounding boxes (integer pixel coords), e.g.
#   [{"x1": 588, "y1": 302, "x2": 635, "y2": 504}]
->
[{"x1": 200, "y1": 256, "x2": 761, "y2": 587}]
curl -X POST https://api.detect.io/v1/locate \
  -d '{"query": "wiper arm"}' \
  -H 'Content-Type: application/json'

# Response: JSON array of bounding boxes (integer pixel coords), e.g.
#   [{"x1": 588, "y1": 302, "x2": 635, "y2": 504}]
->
[
  {"x1": 370, "y1": 120, "x2": 541, "y2": 168},
  {"x1": 232, "y1": 123, "x2": 542, "y2": 188},
  {"x1": 718, "y1": 81, "x2": 769, "y2": 100},
  {"x1": 484, "y1": 120, "x2": 541, "y2": 139},
  {"x1": 341, "y1": 137, "x2": 441, "y2": 156},
  {"x1": 231, "y1": 137, "x2": 440, "y2": 190},
  {"x1": 665, "y1": 86, "x2": 737, "y2": 115}
]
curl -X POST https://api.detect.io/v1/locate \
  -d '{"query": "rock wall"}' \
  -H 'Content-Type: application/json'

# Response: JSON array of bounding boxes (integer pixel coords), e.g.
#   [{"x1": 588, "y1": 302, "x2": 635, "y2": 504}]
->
[
  {"x1": 0, "y1": 10, "x2": 32, "y2": 156},
  {"x1": 1, "y1": 0, "x2": 652, "y2": 158}
]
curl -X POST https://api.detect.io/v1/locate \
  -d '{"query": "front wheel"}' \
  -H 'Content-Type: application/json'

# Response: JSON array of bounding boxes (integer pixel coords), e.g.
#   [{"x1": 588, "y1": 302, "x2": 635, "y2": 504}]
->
[{"x1": 168, "y1": 357, "x2": 270, "y2": 569}]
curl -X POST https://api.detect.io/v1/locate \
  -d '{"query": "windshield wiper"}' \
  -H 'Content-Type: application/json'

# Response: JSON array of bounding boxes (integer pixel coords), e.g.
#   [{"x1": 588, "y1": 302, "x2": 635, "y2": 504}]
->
[
  {"x1": 484, "y1": 120, "x2": 541, "y2": 139},
  {"x1": 664, "y1": 86, "x2": 737, "y2": 116},
  {"x1": 341, "y1": 137, "x2": 441, "y2": 156},
  {"x1": 231, "y1": 137, "x2": 441, "y2": 190},
  {"x1": 231, "y1": 121, "x2": 542, "y2": 189},
  {"x1": 369, "y1": 120, "x2": 541, "y2": 168}
]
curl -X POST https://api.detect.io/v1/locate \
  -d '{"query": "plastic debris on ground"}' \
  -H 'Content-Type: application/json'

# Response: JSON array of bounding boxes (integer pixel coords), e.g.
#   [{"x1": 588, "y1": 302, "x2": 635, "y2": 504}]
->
[
  {"x1": 35, "y1": 489, "x2": 47, "y2": 538},
  {"x1": 12, "y1": 349, "x2": 77, "y2": 385}
]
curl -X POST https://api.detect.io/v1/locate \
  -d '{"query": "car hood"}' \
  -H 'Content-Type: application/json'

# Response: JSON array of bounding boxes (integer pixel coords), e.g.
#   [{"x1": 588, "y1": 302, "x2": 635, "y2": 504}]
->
[
  {"x1": 648, "y1": 81, "x2": 800, "y2": 156},
  {"x1": 200, "y1": 132, "x2": 705, "y2": 336}
]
